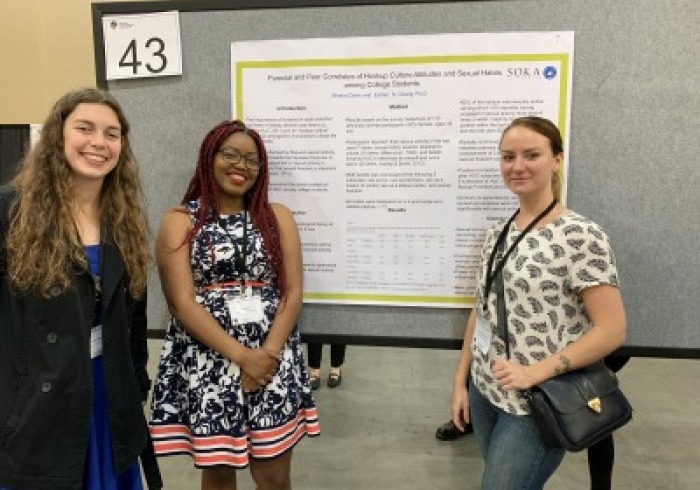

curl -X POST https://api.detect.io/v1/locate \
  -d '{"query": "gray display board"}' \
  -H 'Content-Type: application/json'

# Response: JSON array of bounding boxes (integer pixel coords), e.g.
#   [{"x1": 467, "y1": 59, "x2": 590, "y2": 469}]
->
[{"x1": 93, "y1": 0, "x2": 699, "y2": 357}]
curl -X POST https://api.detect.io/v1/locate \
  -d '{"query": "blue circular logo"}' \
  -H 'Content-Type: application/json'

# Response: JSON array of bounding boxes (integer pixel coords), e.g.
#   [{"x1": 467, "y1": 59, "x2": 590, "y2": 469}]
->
[{"x1": 543, "y1": 66, "x2": 557, "y2": 80}]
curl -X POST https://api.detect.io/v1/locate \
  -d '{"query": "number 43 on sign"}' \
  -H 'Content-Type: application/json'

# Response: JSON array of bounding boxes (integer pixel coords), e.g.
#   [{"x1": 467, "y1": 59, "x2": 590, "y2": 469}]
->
[{"x1": 102, "y1": 11, "x2": 182, "y2": 81}]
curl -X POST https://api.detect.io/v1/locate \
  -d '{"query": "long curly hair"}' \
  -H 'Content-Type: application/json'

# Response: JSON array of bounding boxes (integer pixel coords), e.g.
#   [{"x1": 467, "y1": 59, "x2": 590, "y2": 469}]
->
[
  {"x1": 6, "y1": 88, "x2": 150, "y2": 298},
  {"x1": 181, "y1": 120, "x2": 286, "y2": 296}
]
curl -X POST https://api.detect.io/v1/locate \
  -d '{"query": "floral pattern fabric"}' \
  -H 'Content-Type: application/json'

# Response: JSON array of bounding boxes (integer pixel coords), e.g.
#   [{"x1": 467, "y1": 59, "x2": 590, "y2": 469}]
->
[
  {"x1": 470, "y1": 211, "x2": 620, "y2": 415},
  {"x1": 149, "y1": 199, "x2": 319, "y2": 467}
]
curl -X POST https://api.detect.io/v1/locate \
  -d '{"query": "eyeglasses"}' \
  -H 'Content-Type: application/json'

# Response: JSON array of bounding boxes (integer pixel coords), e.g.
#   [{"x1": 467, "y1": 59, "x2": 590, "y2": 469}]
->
[{"x1": 217, "y1": 148, "x2": 264, "y2": 169}]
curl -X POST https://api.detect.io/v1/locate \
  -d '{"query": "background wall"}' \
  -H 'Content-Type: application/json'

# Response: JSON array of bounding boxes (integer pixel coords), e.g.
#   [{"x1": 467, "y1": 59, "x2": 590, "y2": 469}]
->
[
  {"x1": 94, "y1": 0, "x2": 699, "y2": 354},
  {"x1": 3, "y1": 0, "x2": 698, "y2": 355},
  {"x1": 0, "y1": 0, "x2": 164, "y2": 124}
]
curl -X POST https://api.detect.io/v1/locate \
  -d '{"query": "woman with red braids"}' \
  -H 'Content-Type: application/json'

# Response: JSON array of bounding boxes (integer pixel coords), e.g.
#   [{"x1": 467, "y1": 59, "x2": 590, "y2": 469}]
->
[{"x1": 149, "y1": 120, "x2": 319, "y2": 489}]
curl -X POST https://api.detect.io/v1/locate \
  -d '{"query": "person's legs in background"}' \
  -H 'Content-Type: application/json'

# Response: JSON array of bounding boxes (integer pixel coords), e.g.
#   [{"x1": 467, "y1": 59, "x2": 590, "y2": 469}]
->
[
  {"x1": 588, "y1": 435, "x2": 615, "y2": 490},
  {"x1": 306, "y1": 343, "x2": 322, "y2": 390},
  {"x1": 327, "y1": 344, "x2": 346, "y2": 388},
  {"x1": 587, "y1": 355, "x2": 630, "y2": 490}
]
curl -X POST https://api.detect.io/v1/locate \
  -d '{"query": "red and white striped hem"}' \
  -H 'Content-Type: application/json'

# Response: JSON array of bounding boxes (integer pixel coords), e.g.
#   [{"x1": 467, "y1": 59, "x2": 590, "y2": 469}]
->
[{"x1": 150, "y1": 407, "x2": 320, "y2": 468}]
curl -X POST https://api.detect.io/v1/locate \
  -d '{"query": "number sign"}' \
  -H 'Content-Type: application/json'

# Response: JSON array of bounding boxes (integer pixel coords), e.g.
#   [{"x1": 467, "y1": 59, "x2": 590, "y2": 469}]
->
[{"x1": 102, "y1": 11, "x2": 182, "y2": 81}]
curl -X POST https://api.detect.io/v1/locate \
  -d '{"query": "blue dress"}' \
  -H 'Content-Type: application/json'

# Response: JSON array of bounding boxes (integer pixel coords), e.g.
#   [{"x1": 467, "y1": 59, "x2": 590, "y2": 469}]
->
[{"x1": 83, "y1": 245, "x2": 143, "y2": 490}]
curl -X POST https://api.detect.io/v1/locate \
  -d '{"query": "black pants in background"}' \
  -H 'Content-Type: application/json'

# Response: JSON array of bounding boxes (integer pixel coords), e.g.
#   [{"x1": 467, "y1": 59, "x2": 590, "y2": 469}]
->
[
  {"x1": 306, "y1": 343, "x2": 346, "y2": 369},
  {"x1": 587, "y1": 354, "x2": 630, "y2": 490}
]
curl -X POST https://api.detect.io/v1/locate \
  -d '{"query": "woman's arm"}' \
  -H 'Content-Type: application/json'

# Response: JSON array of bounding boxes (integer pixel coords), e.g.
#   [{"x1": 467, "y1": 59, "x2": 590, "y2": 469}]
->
[
  {"x1": 536, "y1": 284, "x2": 626, "y2": 379},
  {"x1": 156, "y1": 209, "x2": 277, "y2": 384},
  {"x1": 494, "y1": 284, "x2": 627, "y2": 390},
  {"x1": 451, "y1": 308, "x2": 477, "y2": 430},
  {"x1": 262, "y1": 203, "x2": 303, "y2": 354},
  {"x1": 454, "y1": 308, "x2": 477, "y2": 388}
]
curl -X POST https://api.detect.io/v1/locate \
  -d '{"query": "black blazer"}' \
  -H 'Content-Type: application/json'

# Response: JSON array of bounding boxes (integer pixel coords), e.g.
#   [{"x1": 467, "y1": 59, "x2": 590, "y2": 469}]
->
[{"x1": 0, "y1": 186, "x2": 152, "y2": 489}]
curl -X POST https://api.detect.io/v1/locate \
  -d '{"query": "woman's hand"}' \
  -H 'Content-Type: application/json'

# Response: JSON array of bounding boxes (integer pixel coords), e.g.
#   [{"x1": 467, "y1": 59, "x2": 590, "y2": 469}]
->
[
  {"x1": 451, "y1": 382, "x2": 470, "y2": 432},
  {"x1": 492, "y1": 358, "x2": 538, "y2": 391},
  {"x1": 240, "y1": 348, "x2": 281, "y2": 386},
  {"x1": 241, "y1": 372, "x2": 262, "y2": 393}
]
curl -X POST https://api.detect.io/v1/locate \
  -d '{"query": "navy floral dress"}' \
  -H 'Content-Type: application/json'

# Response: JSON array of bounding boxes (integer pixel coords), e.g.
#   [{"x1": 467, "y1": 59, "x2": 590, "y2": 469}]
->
[{"x1": 149, "y1": 199, "x2": 319, "y2": 468}]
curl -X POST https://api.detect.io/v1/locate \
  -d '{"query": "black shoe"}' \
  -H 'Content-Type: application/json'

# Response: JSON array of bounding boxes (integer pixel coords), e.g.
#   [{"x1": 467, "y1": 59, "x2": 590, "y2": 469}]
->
[
  {"x1": 435, "y1": 420, "x2": 472, "y2": 441},
  {"x1": 327, "y1": 371, "x2": 342, "y2": 388},
  {"x1": 309, "y1": 374, "x2": 321, "y2": 391}
]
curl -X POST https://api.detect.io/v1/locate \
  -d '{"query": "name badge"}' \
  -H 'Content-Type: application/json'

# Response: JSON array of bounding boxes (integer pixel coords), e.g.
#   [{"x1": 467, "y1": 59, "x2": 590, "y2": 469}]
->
[
  {"x1": 90, "y1": 325, "x2": 103, "y2": 358},
  {"x1": 227, "y1": 294, "x2": 264, "y2": 325},
  {"x1": 473, "y1": 313, "x2": 492, "y2": 355}
]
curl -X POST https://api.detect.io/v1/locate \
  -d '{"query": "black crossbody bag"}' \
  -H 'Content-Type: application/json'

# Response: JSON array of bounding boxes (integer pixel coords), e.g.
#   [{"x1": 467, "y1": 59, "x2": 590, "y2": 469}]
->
[{"x1": 493, "y1": 216, "x2": 633, "y2": 452}]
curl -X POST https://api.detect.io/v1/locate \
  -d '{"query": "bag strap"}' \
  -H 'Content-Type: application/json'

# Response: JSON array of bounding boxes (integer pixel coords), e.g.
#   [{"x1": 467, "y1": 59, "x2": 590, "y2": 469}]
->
[
  {"x1": 494, "y1": 235, "x2": 510, "y2": 359},
  {"x1": 491, "y1": 200, "x2": 557, "y2": 359},
  {"x1": 484, "y1": 198, "x2": 557, "y2": 311}
]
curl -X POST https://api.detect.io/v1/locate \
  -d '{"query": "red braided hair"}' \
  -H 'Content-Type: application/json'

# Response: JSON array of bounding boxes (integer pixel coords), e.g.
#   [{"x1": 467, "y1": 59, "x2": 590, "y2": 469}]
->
[{"x1": 181, "y1": 120, "x2": 286, "y2": 296}]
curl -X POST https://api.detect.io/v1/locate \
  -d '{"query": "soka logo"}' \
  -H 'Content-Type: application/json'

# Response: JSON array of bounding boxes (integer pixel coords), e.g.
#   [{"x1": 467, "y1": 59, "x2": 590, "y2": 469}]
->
[
  {"x1": 507, "y1": 65, "x2": 558, "y2": 80},
  {"x1": 507, "y1": 67, "x2": 541, "y2": 78},
  {"x1": 543, "y1": 66, "x2": 558, "y2": 80}
]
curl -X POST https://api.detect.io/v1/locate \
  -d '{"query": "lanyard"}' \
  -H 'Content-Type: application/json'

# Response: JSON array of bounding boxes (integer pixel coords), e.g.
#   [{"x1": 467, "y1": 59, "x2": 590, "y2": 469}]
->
[
  {"x1": 482, "y1": 198, "x2": 558, "y2": 311},
  {"x1": 217, "y1": 210, "x2": 249, "y2": 294}
]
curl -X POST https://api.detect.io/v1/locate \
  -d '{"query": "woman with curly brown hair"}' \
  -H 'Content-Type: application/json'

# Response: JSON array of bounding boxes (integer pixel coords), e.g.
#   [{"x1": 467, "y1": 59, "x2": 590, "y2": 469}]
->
[{"x1": 0, "y1": 88, "x2": 159, "y2": 489}]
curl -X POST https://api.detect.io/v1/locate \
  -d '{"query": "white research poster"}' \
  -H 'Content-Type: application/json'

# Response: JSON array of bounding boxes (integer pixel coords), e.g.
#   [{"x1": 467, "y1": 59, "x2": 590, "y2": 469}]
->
[{"x1": 231, "y1": 31, "x2": 574, "y2": 308}]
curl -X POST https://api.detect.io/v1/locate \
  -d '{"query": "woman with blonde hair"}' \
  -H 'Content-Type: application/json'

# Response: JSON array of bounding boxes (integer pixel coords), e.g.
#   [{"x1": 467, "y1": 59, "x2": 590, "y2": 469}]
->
[
  {"x1": 0, "y1": 88, "x2": 160, "y2": 489},
  {"x1": 451, "y1": 116, "x2": 626, "y2": 489}
]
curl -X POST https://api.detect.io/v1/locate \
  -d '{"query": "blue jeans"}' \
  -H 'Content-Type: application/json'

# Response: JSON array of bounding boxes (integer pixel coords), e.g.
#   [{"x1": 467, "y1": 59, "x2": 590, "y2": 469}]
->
[{"x1": 469, "y1": 379, "x2": 565, "y2": 489}]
